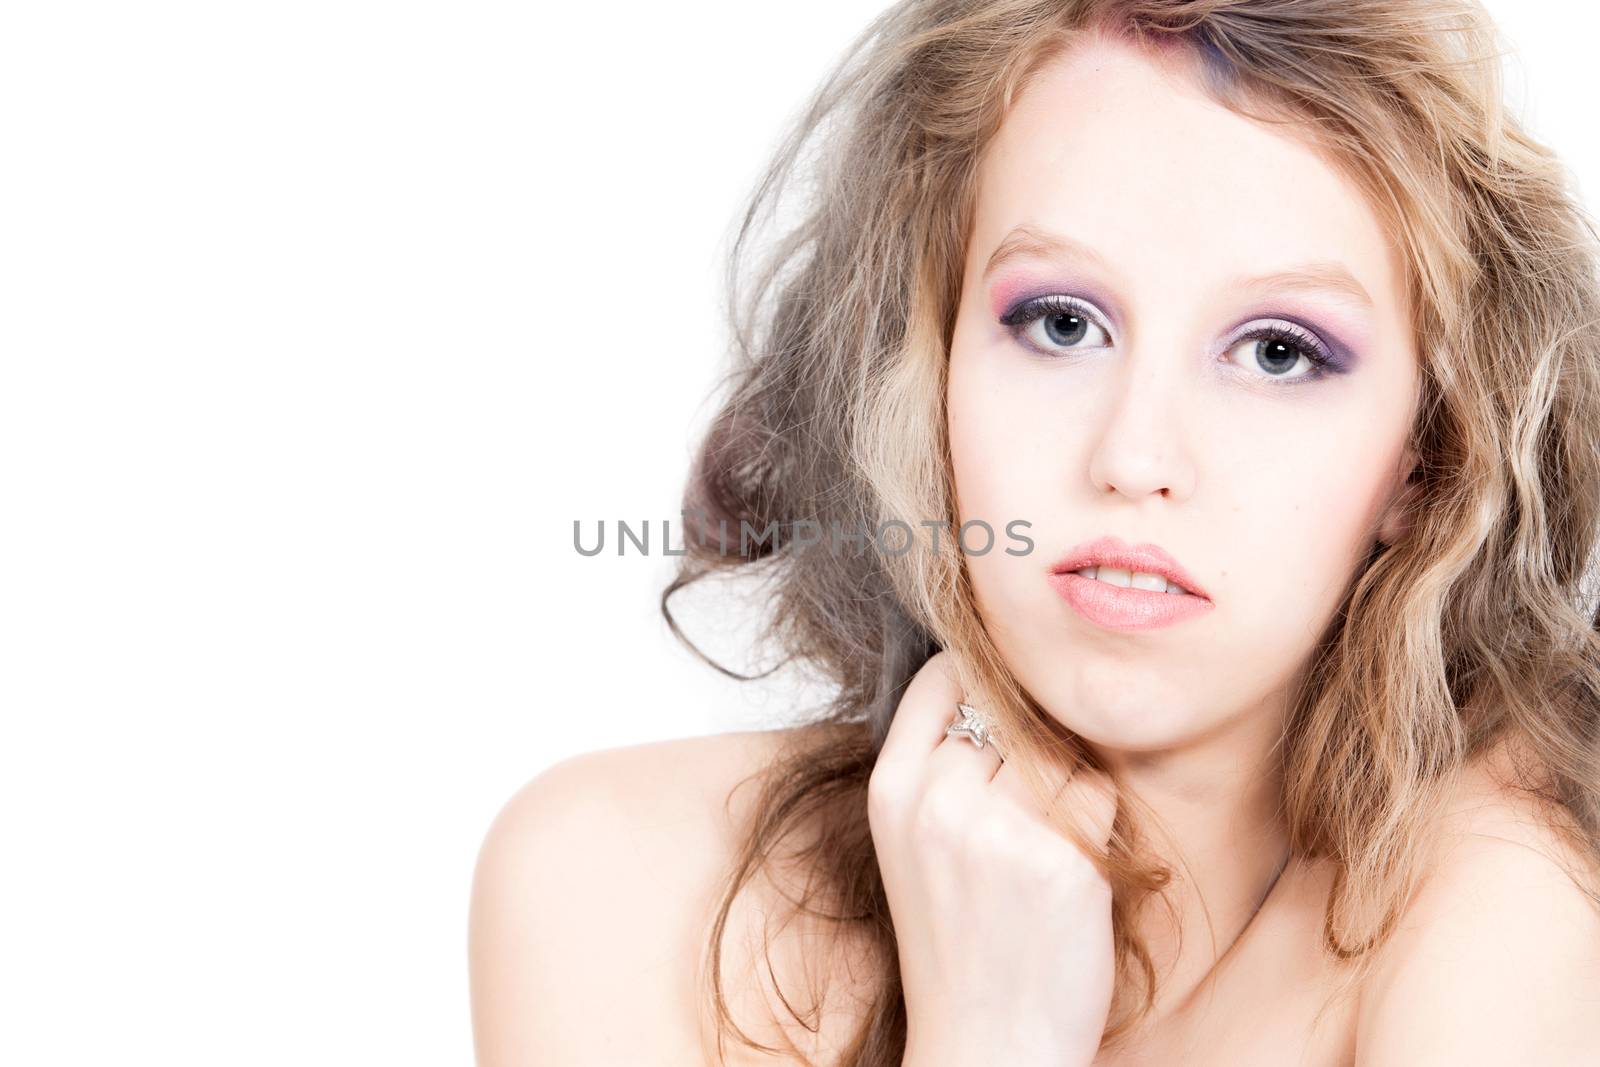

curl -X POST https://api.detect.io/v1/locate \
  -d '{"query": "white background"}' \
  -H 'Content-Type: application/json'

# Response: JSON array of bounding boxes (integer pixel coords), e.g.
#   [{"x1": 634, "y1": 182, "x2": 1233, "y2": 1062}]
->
[{"x1": 1, "y1": 2, "x2": 1593, "y2": 1063}]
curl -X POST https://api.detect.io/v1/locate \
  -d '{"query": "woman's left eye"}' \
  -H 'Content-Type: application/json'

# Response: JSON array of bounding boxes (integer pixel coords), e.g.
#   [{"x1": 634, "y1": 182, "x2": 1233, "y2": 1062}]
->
[{"x1": 1223, "y1": 323, "x2": 1335, "y2": 383}]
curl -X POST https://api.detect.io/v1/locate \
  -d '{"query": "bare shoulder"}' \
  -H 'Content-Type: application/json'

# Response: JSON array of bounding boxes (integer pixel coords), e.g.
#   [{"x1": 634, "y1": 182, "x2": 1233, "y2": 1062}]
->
[
  {"x1": 1354, "y1": 747, "x2": 1600, "y2": 1065},
  {"x1": 468, "y1": 721, "x2": 870, "y2": 1067}
]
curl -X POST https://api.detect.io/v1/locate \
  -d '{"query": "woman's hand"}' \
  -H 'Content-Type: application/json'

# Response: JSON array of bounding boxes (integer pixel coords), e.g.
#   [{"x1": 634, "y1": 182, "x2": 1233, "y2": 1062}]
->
[{"x1": 867, "y1": 651, "x2": 1119, "y2": 1067}]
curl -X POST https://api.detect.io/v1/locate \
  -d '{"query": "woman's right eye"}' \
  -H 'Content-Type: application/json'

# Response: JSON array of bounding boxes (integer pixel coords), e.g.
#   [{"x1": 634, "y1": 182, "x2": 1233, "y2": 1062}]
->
[{"x1": 1001, "y1": 296, "x2": 1111, "y2": 355}]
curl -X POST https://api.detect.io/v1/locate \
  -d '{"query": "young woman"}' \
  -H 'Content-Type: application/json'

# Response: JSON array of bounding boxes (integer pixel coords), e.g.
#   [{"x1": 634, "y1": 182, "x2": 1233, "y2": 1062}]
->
[{"x1": 470, "y1": 1, "x2": 1600, "y2": 1063}]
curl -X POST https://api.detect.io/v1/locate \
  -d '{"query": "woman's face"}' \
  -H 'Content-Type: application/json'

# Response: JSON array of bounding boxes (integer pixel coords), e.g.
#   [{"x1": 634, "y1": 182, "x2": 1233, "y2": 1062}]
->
[{"x1": 948, "y1": 36, "x2": 1420, "y2": 754}]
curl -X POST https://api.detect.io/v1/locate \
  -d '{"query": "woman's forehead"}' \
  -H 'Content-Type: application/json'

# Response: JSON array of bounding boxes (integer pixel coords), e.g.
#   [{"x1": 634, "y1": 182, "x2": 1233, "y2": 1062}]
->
[{"x1": 972, "y1": 36, "x2": 1406, "y2": 318}]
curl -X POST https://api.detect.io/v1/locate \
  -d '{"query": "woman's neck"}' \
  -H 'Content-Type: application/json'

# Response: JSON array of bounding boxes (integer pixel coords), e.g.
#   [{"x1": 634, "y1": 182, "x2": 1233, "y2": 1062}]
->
[{"x1": 1092, "y1": 692, "x2": 1294, "y2": 1019}]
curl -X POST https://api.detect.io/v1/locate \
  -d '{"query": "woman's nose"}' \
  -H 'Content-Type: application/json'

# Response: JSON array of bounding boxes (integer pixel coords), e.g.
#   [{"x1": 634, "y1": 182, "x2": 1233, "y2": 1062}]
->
[{"x1": 1083, "y1": 346, "x2": 1197, "y2": 503}]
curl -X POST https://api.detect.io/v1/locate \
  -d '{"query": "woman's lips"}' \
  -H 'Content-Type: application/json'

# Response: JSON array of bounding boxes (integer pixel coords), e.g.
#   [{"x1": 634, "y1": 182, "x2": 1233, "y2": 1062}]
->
[{"x1": 1046, "y1": 571, "x2": 1215, "y2": 632}]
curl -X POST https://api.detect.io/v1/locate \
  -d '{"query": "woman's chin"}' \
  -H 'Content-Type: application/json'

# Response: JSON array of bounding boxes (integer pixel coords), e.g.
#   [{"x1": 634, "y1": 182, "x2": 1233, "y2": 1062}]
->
[{"x1": 1039, "y1": 694, "x2": 1209, "y2": 756}]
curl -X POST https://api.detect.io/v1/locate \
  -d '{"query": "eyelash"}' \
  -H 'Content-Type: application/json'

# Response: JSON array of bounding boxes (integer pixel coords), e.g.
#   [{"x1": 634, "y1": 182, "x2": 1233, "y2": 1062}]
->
[{"x1": 998, "y1": 294, "x2": 1338, "y2": 383}]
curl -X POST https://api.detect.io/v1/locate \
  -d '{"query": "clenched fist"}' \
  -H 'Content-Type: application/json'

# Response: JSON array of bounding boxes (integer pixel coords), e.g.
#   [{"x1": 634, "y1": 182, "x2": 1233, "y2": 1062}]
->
[{"x1": 867, "y1": 651, "x2": 1119, "y2": 1067}]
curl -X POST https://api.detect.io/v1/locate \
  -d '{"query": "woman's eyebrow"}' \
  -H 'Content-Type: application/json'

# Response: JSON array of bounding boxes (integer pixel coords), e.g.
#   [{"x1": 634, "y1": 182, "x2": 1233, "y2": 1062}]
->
[
  {"x1": 1230, "y1": 263, "x2": 1374, "y2": 311},
  {"x1": 982, "y1": 225, "x2": 1109, "y2": 280},
  {"x1": 982, "y1": 224, "x2": 1375, "y2": 311}
]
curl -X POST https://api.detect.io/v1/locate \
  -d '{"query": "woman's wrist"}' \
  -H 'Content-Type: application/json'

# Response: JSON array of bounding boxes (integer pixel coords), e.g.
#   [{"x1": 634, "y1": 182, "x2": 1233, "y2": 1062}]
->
[{"x1": 902, "y1": 1032, "x2": 1098, "y2": 1067}]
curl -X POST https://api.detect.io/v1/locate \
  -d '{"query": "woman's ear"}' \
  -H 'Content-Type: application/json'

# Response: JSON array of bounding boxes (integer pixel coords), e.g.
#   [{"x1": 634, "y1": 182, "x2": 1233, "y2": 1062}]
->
[{"x1": 1376, "y1": 446, "x2": 1421, "y2": 547}]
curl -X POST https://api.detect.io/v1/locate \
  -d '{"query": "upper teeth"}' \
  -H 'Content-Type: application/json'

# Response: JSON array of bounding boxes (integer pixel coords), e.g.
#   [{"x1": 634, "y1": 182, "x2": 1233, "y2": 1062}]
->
[{"x1": 1075, "y1": 565, "x2": 1190, "y2": 596}]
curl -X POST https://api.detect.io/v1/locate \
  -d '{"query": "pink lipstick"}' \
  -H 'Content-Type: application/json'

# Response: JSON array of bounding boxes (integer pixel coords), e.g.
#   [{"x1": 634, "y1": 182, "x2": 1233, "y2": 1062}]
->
[{"x1": 1045, "y1": 535, "x2": 1214, "y2": 632}]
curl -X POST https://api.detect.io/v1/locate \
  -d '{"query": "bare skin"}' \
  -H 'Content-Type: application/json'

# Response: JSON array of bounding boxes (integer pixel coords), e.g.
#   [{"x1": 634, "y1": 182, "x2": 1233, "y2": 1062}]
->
[
  {"x1": 869, "y1": 651, "x2": 1121, "y2": 1066},
  {"x1": 469, "y1": 723, "x2": 1600, "y2": 1066},
  {"x1": 470, "y1": 29, "x2": 1600, "y2": 1067},
  {"x1": 469, "y1": 725, "x2": 879, "y2": 1067},
  {"x1": 942, "y1": 32, "x2": 1422, "y2": 1038}
]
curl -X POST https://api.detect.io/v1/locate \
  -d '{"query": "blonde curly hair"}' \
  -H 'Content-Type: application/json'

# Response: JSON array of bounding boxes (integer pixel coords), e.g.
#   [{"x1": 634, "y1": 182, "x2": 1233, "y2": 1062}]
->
[{"x1": 661, "y1": 1, "x2": 1600, "y2": 1061}]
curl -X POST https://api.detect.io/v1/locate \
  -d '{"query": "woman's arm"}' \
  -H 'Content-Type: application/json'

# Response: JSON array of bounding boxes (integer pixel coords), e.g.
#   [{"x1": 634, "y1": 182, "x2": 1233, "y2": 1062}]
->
[
  {"x1": 1354, "y1": 806, "x2": 1600, "y2": 1065},
  {"x1": 467, "y1": 728, "x2": 852, "y2": 1067},
  {"x1": 468, "y1": 752, "x2": 635, "y2": 1065},
  {"x1": 468, "y1": 743, "x2": 731, "y2": 1066}
]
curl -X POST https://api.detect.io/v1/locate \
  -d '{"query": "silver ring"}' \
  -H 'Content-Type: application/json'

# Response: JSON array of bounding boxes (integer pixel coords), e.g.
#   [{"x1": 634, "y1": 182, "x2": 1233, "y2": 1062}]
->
[{"x1": 946, "y1": 702, "x2": 1001, "y2": 757}]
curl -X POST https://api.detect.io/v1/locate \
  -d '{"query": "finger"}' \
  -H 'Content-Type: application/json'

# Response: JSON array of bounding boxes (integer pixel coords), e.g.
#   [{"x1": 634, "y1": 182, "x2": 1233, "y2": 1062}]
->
[
  {"x1": 876, "y1": 650, "x2": 970, "y2": 768},
  {"x1": 991, "y1": 754, "x2": 1118, "y2": 851},
  {"x1": 876, "y1": 651, "x2": 1006, "y2": 791},
  {"x1": 928, "y1": 705, "x2": 1005, "y2": 784}
]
